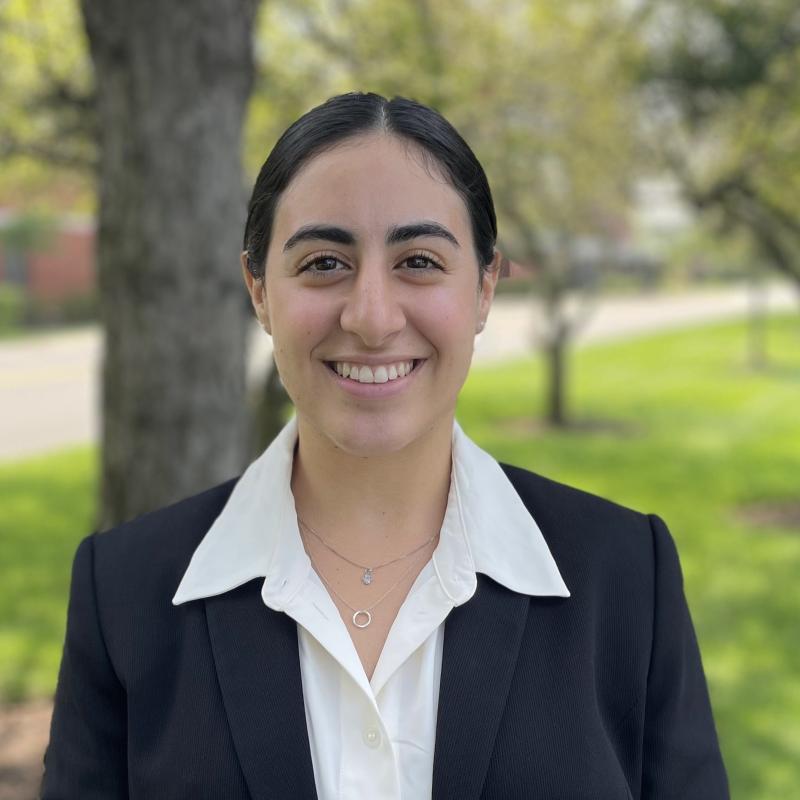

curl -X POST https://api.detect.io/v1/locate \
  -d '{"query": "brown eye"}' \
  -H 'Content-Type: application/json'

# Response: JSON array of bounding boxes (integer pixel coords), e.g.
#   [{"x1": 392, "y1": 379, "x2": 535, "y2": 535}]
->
[
  {"x1": 402, "y1": 253, "x2": 444, "y2": 271},
  {"x1": 299, "y1": 254, "x2": 347, "y2": 275}
]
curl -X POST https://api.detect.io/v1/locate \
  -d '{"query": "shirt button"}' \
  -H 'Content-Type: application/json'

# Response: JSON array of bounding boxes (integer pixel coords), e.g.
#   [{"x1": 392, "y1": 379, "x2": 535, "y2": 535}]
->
[{"x1": 363, "y1": 726, "x2": 382, "y2": 749}]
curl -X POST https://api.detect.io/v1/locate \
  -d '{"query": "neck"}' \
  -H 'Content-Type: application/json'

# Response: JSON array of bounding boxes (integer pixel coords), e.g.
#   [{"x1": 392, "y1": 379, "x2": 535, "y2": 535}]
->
[{"x1": 291, "y1": 416, "x2": 453, "y2": 558}]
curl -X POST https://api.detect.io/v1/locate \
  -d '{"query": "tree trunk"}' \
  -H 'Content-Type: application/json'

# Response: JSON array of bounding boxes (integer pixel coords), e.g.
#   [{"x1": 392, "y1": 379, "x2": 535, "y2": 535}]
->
[
  {"x1": 80, "y1": 0, "x2": 258, "y2": 527},
  {"x1": 747, "y1": 263, "x2": 769, "y2": 370},
  {"x1": 539, "y1": 275, "x2": 570, "y2": 429},
  {"x1": 545, "y1": 332, "x2": 568, "y2": 428}
]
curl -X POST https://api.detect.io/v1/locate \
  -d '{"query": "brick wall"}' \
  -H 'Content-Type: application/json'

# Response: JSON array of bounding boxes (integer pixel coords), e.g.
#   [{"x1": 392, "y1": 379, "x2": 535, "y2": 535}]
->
[{"x1": 0, "y1": 215, "x2": 96, "y2": 303}]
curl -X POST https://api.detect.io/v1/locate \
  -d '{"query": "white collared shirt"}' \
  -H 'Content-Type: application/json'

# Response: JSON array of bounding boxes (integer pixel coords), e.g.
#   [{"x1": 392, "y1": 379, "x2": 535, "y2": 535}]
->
[{"x1": 173, "y1": 418, "x2": 569, "y2": 800}]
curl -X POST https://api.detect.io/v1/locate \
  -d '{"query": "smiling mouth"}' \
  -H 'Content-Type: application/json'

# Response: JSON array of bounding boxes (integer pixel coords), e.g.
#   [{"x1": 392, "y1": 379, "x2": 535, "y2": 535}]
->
[{"x1": 325, "y1": 359, "x2": 424, "y2": 384}]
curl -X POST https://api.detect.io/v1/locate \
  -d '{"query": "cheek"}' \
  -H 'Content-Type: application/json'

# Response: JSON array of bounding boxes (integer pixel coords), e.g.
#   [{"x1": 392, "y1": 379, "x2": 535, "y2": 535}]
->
[
  {"x1": 414, "y1": 289, "x2": 478, "y2": 358},
  {"x1": 268, "y1": 292, "x2": 338, "y2": 400},
  {"x1": 270, "y1": 290, "x2": 331, "y2": 350}
]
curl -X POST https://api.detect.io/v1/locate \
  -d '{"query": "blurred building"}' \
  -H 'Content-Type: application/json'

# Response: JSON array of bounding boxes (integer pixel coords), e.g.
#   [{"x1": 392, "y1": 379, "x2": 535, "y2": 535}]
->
[{"x1": 0, "y1": 209, "x2": 95, "y2": 319}]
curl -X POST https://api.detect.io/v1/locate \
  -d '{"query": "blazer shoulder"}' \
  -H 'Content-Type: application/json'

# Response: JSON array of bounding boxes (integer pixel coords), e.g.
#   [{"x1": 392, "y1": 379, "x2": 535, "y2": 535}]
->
[
  {"x1": 498, "y1": 461, "x2": 656, "y2": 585},
  {"x1": 89, "y1": 477, "x2": 240, "y2": 604},
  {"x1": 499, "y1": 461, "x2": 648, "y2": 525}
]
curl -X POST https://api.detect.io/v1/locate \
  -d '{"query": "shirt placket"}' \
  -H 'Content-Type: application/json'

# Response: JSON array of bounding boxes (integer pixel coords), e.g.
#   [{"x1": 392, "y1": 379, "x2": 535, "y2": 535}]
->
[
  {"x1": 338, "y1": 666, "x2": 401, "y2": 800},
  {"x1": 284, "y1": 576, "x2": 403, "y2": 800}
]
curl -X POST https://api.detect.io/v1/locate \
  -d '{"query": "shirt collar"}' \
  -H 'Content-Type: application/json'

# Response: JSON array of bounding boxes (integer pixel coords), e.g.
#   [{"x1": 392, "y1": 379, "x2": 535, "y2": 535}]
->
[{"x1": 172, "y1": 417, "x2": 570, "y2": 607}]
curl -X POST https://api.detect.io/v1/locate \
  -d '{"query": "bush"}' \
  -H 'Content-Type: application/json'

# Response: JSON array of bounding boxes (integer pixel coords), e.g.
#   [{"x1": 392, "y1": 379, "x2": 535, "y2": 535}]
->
[
  {"x1": 57, "y1": 292, "x2": 99, "y2": 324},
  {"x1": 0, "y1": 284, "x2": 26, "y2": 332},
  {"x1": 25, "y1": 291, "x2": 99, "y2": 326}
]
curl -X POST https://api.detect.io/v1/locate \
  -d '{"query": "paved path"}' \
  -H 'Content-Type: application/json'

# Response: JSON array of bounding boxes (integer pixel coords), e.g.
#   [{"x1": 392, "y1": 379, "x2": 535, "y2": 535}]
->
[
  {"x1": 473, "y1": 281, "x2": 797, "y2": 362},
  {"x1": 0, "y1": 282, "x2": 796, "y2": 462}
]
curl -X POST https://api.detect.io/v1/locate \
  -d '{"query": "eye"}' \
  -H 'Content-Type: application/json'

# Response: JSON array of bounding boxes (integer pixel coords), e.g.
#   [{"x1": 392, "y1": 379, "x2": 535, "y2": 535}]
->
[
  {"x1": 400, "y1": 251, "x2": 445, "y2": 272},
  {"x1": 298, "y1": 253, "x2": 348, "y2": 276}
]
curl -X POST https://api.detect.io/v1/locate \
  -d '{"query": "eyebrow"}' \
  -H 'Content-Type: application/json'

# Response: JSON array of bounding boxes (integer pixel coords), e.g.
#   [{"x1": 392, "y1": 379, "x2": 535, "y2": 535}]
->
[
  {"x1": 283, "y1": 224, "x2": 355, "y2": 251},
  {"x1": 386, "y1": 221, "x2": 460, "y2": 248},
  {"x1": 282, "y1": 220, "x2": 460, "y2": 252}
]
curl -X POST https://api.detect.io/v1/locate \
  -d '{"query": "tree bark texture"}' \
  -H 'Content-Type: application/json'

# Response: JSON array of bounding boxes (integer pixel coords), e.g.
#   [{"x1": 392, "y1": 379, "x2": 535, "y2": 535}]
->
[{"x1": 80, "y1": 0, "x2": 258, "y2": 527}]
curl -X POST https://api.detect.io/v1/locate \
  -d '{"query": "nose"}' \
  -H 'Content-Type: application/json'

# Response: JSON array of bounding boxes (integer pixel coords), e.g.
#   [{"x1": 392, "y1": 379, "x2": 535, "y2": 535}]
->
[{"x1": 339, "y1": 263, "x2": 406, "y2": 347}]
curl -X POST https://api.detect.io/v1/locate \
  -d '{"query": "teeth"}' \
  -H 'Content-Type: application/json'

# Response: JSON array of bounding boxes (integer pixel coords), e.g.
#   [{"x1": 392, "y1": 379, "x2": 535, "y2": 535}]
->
[{"x1": 333, "y1": 360, "x2": 418, "y2": 383}]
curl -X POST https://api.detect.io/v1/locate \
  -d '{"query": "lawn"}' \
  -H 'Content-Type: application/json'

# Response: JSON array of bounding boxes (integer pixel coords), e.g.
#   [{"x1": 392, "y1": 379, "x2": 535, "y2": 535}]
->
[
  {"x1": 458, "y1": 314, "x2": 800, "y2": 799},
  {"x1": 1, "y1": 314, "x2": 798, "y2": 798},
  {"x1": 0, "y1": 448, "x2": 96, "y2": 701}
]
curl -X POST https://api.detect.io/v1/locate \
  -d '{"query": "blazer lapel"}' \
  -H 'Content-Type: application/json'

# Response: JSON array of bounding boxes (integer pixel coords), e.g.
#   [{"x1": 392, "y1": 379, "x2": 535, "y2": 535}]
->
[
  {"x1": 432, "y1": 576, "x2": 530, "y2": 800},
  {"x1": 205, "y1": 580, "x2": 318, "y2": 800}
]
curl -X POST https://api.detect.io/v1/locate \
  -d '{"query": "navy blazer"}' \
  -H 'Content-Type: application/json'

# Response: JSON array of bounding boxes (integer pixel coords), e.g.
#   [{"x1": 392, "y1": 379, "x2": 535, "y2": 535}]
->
[{"x1": 42, "y1": 464, "x2": 729, "y2": 799}]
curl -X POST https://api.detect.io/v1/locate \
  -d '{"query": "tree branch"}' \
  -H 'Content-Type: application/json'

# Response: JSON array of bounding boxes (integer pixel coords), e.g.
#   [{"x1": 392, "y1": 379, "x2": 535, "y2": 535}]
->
[{"x1": 0, "y1": 133, "x2": 96, "y2": 171}]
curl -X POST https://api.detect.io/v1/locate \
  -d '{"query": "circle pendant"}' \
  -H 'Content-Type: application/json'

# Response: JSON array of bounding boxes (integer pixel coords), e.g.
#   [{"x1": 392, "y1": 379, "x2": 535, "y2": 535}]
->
[{"x1": 352, "y1": 610, "x2": 372, "y2": 628}]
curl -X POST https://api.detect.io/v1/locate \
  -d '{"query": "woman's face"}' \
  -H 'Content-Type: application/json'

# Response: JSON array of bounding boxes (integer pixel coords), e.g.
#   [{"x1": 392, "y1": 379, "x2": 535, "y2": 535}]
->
[{"x1": 244, "y1": 132, "x2": 499, "y2": 457}]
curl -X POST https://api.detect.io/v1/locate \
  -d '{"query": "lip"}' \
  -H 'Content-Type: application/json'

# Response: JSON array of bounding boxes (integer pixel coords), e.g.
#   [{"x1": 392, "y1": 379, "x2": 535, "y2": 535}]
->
[
  {"x1": 323, "y1": 358, "x2": 426, "y2": 397},
  {"x1": 324, "y1": 355, "x2": 422, "y2": 367}
]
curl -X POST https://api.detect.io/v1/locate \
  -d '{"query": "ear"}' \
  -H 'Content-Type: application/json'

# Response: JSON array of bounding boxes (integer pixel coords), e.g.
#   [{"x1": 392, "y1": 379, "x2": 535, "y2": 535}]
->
[
  {"x1": 241, "y1": 251, "x2": 271, "y2": 334},
  {"x1": 477, "y1": 249, "x2": 502, "y2": 332}
]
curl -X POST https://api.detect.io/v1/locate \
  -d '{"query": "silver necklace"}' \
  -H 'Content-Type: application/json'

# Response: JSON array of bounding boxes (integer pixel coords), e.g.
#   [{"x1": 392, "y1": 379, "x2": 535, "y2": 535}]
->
[
  {"x1": 307, "y1": 549, "x2": 428, "y2": 628},
  {"x1": 297, "y1": 516, "x2": 438, "y2": 587}
]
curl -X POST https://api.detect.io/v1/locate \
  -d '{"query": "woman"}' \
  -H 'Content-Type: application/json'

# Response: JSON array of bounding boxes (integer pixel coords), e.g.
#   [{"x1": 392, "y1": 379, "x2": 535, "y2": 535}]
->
[{"x1": 42, "y1": 92, "x2": 729, "y2": 799}]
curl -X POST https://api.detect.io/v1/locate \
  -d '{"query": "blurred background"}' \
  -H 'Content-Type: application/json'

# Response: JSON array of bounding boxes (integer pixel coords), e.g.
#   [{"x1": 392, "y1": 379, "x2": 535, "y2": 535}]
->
[{"x1": 0, "y1": 0, "x2": 798, "y2": 796}]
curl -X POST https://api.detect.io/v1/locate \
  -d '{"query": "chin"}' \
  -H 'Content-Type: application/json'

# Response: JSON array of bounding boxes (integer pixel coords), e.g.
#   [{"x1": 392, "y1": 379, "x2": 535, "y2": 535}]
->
[
  {"x1": 322, "y1": 414, "x2": 427, "y2": 459},
  {"x1": 335, "y1": 427, "x2": 413, "y2": 459}
]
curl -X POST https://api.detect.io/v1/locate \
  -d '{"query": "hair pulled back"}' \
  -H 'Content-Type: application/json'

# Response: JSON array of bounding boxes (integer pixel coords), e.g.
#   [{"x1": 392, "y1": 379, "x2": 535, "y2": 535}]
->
[{"x1": 243, "y1": 92, "x2": 497, "y2": 280}]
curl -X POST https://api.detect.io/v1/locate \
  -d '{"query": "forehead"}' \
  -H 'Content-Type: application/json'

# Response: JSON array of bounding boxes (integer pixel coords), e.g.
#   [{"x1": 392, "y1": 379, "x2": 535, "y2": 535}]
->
[{"x1": 272, "y1": 133, "x2": 471, "y2": 244}]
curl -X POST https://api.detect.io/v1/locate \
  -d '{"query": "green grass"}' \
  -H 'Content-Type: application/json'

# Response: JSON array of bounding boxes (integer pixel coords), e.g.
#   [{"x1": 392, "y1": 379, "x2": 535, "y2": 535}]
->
[
  {"x1": 0, "y1": 448, "x2": 96, "y2": 701},
  {"x1": 458, "y1": 314, "x2": 800, "y2": 799},
  {"x1": 1, "y1": 314, "x2": 798, "y2": 797}
]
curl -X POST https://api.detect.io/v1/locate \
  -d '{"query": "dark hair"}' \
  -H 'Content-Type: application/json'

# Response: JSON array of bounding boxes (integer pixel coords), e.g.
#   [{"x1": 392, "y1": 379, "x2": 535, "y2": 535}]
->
[{"x1": 243, "y1": 92, "x2": 497, "y2": 280}]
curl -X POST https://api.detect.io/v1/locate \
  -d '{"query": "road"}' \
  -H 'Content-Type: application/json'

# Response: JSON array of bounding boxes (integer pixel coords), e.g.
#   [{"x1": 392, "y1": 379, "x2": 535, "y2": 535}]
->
[{"x1": 0, "y1": 282, "x2": 796, "y2": 462}]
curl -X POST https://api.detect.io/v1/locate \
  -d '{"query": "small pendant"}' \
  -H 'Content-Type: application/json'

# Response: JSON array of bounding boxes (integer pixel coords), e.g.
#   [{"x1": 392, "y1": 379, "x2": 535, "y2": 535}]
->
[
  {"x1": 362, "y1": 568, "x2": 373, "y2": 585},
  {"x1": 353, "y1": 610, "x2": 372, "y2": 628}
]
